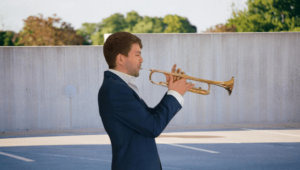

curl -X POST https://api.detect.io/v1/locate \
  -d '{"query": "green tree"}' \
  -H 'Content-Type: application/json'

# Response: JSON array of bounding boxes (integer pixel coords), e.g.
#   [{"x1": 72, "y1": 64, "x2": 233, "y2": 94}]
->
[
  {"x1": 131, "y1": 16, "x2": 165, "y2": 33},
  {"x1": 0, "y1": 31, "x2": 14, "y2": 46},
  {"x1": 76, "y1": 23, "x2": 98, "y2": 45},
  {"x1": 124, "y1": 11, "x2": 143, "y2": 32},
  {"x1": 88, "y1": 11, "x2": 197, "y2": 45},
  {"x1": 100, "y1": 13, "x2": 127, "y2": 33},
  {"x1": 205, "y1": 24, "x2": 237, "y2": 33},
  {"x1": 226, "y1": 0, "x2": 300, "y2": 32},
  {"x1": 91, "y1": 32, "x2": 104, "y2": 45},
  {"x1": 91, "y1": 13, "x2": 127, "y2": 45},
  {"x1": 163, "y1": 15, "x2": 197, "y2": 33}
]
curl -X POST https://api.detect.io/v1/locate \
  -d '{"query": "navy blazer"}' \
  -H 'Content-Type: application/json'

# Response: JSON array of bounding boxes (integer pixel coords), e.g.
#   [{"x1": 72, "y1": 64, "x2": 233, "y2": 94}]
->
[{"x1": 98, "y1": 71, "x2": 182, "y2": 170}]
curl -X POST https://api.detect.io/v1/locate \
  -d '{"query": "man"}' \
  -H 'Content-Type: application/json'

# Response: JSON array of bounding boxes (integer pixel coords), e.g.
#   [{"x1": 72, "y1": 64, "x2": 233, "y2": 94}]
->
[{"x1": 98, "y1": 32, "x2": 194, "y2": 170}]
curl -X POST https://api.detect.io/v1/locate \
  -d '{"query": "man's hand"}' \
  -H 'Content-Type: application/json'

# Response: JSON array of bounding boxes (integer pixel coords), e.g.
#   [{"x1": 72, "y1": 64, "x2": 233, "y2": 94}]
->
[
  {"x1": 164, "y1": 64, "x2": 184, "y2": 82},
  {"x1": 165, "y1": 64, "x2": 195, "y2": 96}
]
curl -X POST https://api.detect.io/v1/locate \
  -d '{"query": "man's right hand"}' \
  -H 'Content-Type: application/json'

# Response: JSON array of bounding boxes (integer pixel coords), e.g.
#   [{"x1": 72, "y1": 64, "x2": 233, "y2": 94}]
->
[{"x1": 167, "y1": 64, "x2": 195, "y2": 96}]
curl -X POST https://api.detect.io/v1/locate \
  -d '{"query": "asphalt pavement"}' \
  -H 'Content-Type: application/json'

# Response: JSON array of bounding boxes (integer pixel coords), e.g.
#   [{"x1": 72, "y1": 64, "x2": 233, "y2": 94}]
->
[{"x1": 1, "y1": 128, "x2": 300, "y2": 170}]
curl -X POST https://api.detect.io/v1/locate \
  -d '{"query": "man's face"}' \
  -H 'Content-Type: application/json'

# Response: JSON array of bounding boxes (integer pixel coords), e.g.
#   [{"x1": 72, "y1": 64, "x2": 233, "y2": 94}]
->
[{"x1": 124, "y1": 43, "x2": 143, "y2": 77}]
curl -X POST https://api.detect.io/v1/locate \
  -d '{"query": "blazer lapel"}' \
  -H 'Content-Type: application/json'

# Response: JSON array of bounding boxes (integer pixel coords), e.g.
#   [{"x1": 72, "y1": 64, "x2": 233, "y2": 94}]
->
[{"x1": 104, "y1": 71, "x2": 142, "y2": 101}]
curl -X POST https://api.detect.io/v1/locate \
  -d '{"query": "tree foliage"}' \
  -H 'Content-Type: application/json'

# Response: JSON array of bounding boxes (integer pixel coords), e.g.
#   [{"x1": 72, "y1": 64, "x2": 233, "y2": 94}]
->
[
  {"x1": 76, "y1": 23, "x2": 98, "y2": 45},
  {"x1": 124, "y1": 11, "x2": 143, "y2": 32},
  {"x1": 131, "y1": 16, "x2": 165, "y2": 33},
  {"x1": 2, "y1": 12, "x2": 196, "y2": 46},
  {"x1": 163, "y1": 15, "x2": 196, "y2": 33},
  {"x1": 205, "y1": 24, "x2": 237, "y2": 33},
  {"x1": 226, "y1": 0, "x2": 300, "y2": 32},
  {"x1": 0, "y1": 31, "x2": 20, "y2": 46},
  {"x1": 18, "y1": 14, "x2": 85, "y2": 46},
  {"x1": 76, "y1": 11, "x2": 197, "y2": 45},
  {"x1": 0, "y1": 31, "x2": 15, "y2": 46}
]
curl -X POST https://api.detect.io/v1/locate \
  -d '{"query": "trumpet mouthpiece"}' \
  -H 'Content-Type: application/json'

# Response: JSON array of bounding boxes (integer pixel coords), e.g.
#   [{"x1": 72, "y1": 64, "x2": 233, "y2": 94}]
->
[{"x1": 141, "y1": 68, "x2": 151, "y2": 71}]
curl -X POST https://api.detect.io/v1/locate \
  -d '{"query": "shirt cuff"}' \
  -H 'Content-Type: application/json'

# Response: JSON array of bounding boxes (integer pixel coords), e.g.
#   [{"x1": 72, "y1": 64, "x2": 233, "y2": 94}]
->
[{"x1": 167, "y1": 90, "x2": 184, "y2": 106}]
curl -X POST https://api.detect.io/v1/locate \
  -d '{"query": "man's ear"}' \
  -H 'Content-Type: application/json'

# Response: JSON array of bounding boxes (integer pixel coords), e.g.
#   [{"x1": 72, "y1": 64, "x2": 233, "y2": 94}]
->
[{"x1": 116, "y1": 54, "x2": 124, "y2": 66}]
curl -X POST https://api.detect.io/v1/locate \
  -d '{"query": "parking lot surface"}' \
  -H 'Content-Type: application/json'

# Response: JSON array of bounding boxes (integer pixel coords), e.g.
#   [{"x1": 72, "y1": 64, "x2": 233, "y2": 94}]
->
[{"x1": 1, "y1": 128, "x2": 300, "y2": 170}]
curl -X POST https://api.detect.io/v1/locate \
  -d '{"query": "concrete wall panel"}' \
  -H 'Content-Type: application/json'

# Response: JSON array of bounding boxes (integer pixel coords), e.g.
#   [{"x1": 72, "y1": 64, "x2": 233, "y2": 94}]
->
[{"x1": 0, "y1": 32, "x2": 299, "y2": 132}]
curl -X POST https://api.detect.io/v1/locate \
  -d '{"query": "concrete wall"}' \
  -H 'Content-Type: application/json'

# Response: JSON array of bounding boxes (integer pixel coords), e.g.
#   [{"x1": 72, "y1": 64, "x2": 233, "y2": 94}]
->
[
  {"x1": 0, "y1": 47, "x2": 105, "y2": 131},
  {"x1": 0, "y1": 32, "x2": 299, "y2": 132}
]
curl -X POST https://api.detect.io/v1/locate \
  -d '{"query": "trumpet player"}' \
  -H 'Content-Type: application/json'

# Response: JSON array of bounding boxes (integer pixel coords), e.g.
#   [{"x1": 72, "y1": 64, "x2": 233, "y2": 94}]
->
[{"x1": 98, "y1": 32, "x2": 195, "y2": 170}]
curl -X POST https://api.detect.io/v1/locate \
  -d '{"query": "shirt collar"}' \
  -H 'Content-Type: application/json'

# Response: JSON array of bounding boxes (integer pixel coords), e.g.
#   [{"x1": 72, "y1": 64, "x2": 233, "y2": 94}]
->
[{"x1": 108, "y1": 69, "x2": 136, "y2": 85}]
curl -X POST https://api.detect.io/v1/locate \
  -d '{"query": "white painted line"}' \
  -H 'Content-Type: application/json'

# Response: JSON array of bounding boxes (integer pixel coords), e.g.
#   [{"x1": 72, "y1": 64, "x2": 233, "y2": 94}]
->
[
  {"x1": 32, "y1": 152, "x2": 111, "y2": 162},
  {"x1": 196, "y1": 139, "x2": 241, "y2": 144},
  {"x1": 164, "y1": 166, "x2": 186, "y2": 170},
  {"x1": 242, "y1": 128, "x2": 300, "y2": 137},
  {"x1": 0, "y1": 151, "x2": 34, "y2": 162},
  {"x1": 158, "y1": 141, "x2": 219, "y2": 153}
]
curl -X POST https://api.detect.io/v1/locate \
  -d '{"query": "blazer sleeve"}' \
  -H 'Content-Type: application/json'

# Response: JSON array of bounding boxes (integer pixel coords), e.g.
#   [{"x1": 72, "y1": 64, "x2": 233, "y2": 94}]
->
[
  {"x1": 109, "y1": 89, "x2": 181, "y2": 138},
  {"x1": 141, "y1": 92, "x2": 168, "y2": 114}
]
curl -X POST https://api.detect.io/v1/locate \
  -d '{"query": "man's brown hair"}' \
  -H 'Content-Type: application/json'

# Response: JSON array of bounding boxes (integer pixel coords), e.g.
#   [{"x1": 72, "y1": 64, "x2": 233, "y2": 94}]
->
[{"x1": 103, "y1": 32, "x2": 143, "y2": 69}]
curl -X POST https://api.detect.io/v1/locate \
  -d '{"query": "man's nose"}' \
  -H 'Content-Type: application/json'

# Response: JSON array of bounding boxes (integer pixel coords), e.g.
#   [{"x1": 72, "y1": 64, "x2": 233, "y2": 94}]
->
[{"x1": 140, "y1": 56, "x2": 143, "y2": 63}]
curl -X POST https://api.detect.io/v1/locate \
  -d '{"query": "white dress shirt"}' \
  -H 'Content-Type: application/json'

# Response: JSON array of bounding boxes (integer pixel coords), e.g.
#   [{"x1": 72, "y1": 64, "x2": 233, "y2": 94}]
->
[{"x1": 108, "y1": 69, "x2": 184, "y2": 106}]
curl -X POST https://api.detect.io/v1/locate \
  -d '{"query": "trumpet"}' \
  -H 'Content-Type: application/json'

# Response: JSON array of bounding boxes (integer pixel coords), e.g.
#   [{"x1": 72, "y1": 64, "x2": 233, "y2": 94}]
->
[{"x1": 142, "y1": 68, "x2": 234, "y2": 95}]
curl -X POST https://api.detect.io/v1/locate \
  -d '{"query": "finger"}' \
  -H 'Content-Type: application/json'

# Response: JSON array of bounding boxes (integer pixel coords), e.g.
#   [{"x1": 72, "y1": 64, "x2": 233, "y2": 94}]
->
[
  {"x1": 180, "y1": 71, "x2": 185, "y2": 81},
  {"x1": 172, "y1": 64, "x2": 176, "y2": 81},
  {"x1": 187, "y1": 83, "x2": 195, "y2": 90},
  {"x1": 168, "y1": 72, "x2": 173, "y2": 87},
  {"x1": 176, "y1": 69, "x2": 182, "y2": 81},
  {"x1": 184, "y1": 81, "x2": 192, "y2": 86},
  {"x1": 171, "y1": 64, "x2": 176, "y2": 73},
  {"x1": 164, "y1": 73, "x2": 169, "y2": 82}
]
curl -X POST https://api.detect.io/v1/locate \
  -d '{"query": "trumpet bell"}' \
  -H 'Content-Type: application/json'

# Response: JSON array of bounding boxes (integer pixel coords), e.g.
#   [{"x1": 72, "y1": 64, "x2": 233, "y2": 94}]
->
[{"x1": 221, "y1": 77, "x2": 234, "y2": 96}]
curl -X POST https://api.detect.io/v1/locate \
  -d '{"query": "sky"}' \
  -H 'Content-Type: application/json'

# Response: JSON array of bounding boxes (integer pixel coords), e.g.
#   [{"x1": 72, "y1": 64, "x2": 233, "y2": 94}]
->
[{"x1": 0, "y1": 0, "x2": 248, "y2": 33}]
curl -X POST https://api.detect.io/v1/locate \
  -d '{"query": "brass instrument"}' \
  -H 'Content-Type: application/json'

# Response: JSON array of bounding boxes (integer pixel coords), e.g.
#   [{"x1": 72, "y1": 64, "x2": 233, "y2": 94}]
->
[{"x1": 142, "y1": 68, "x2": 234, "y2": 95}]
